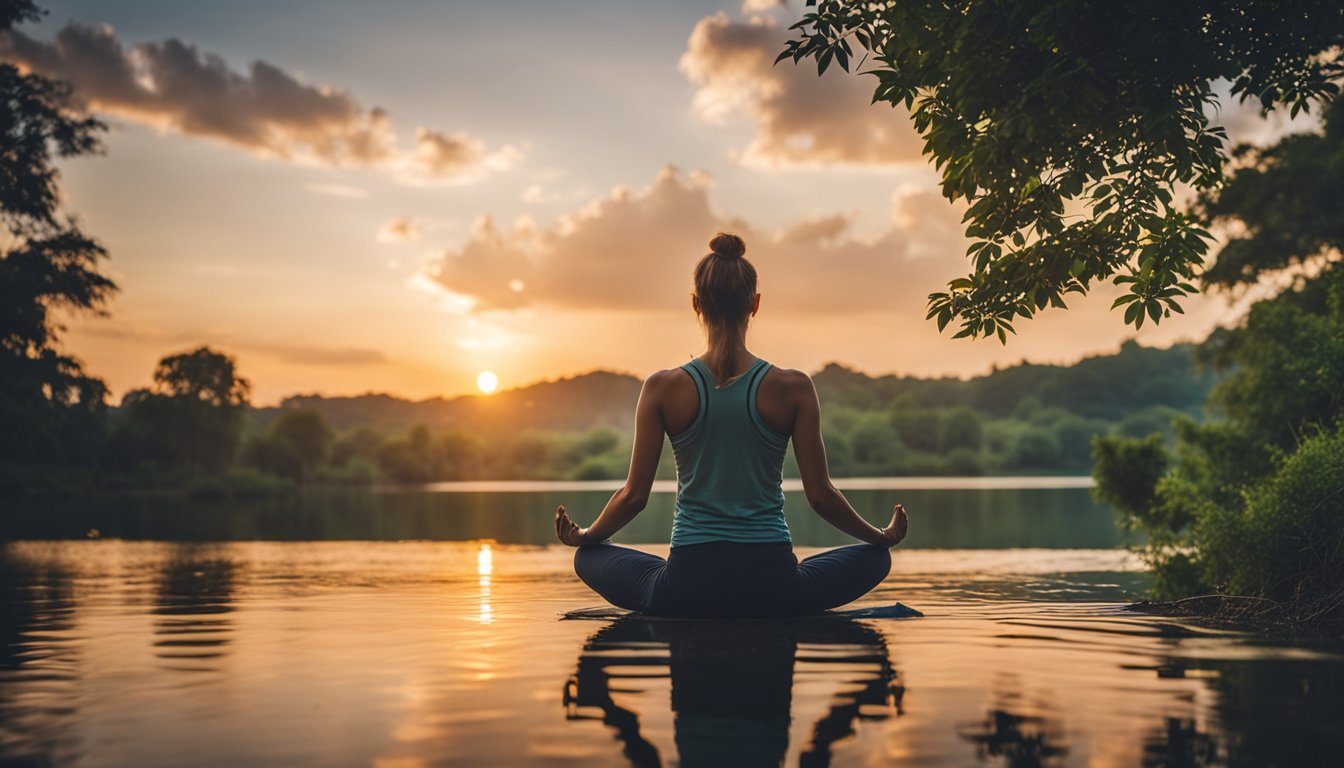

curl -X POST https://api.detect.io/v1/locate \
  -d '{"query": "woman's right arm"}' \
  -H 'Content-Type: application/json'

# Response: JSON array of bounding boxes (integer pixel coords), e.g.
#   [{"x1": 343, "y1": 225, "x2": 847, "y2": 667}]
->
[
  {"x1": 789, "y1": 373, "x2": 908, "y2": 547},
  {"x1": 555, "y1": 370, "x2": 669, "y2": 546}
]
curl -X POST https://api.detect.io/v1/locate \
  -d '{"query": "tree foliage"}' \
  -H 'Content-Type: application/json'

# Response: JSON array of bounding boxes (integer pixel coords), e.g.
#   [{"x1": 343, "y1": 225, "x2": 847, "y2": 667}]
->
[
  {"x1": 150, "y1": 347, "x2": 252, "y2": 406},
  {"x1": 780, "y1": 0, "x2": 1344, "y2": 341},
  {"x1": 0, "y1": 0, "x2": 116, "y2": 463},
  {"x1": 110, "y1": 348, "x2": 251, "y2": 472},
  {"x1": 1095, "y1": 276, "x2": 1344, "y2": 606},
  {"x1": 1199, "y1": 98, "x2": 1344, "y2": 288},
  {"x1": 265, "y1": 407, "x2": 334, "y2": 480}
]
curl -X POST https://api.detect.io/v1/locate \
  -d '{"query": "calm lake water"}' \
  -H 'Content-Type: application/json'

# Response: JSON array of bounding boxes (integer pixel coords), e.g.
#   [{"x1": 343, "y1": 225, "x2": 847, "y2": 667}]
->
[{"x1": 3, "y1": 480, "x2": 1341, "y2": 766}]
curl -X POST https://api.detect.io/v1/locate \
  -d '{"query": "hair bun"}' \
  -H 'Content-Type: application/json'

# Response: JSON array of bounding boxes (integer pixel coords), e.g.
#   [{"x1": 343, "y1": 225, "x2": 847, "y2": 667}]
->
[{"x1": 708, "y1": 232, "x2": 746, "y2": 260}]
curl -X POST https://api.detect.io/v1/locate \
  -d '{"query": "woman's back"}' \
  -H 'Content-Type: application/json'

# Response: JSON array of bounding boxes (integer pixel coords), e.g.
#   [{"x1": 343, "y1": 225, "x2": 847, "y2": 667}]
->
[{"x1": 668, "y1": 356, "x2": 790, "y2": 546}]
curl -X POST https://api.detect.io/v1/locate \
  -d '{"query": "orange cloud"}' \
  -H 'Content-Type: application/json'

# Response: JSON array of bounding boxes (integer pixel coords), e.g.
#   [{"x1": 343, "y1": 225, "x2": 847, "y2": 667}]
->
[
  {"x1": 680, "y1": 13, "x2": 924, "y2": 168},
  {"x1": 0, "y1": 22, "x2": 520, "y2": 183},
  {"x1": 378, "y1": 216, "x2": 420, "y2": 243},
  {"x1": 425, "y1": 166, "x2": 969, "y2": 315}
]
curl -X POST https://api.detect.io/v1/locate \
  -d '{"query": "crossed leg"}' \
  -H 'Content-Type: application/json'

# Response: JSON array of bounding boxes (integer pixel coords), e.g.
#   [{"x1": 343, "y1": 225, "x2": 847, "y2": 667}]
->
[
  {"x1": 573, "y1": 543, "x2": 668, "y2": 612},
  {"x1": 574, "y1": 542, "x2": 891, "y2": 617},
  {"x1": 794, "y1": 544, "x2": 892, "y2": 613}
]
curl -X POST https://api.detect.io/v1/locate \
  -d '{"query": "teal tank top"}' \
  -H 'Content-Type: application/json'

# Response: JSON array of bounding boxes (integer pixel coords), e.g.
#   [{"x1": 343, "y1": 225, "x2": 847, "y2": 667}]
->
[{"x1": 668, "y1": 357, "x2": 792, "y2": 547}]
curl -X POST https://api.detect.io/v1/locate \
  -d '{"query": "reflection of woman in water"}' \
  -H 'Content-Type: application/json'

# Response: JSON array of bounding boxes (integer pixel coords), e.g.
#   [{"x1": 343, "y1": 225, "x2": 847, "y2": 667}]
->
[
  {"x1": 563, "y1": 616, "x2": 901, "y2": 766},
  {"x1": 555, "y1": 233, "x2": 909, "y2": 617}
]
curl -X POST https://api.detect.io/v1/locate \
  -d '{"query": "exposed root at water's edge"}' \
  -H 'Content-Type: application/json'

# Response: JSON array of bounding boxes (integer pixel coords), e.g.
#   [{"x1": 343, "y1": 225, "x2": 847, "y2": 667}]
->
[{"x1": 1125, "y1": 592, "x2": 1344, "y2": 639}]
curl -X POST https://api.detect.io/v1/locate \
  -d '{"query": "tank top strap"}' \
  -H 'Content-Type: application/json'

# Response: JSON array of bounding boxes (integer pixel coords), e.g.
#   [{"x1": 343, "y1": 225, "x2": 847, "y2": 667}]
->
[
  {"x1": 745, "y1": 359, "x2": 788, "y2": 448},
  {"x1": 670, "y1": 358, "x2": 711, "y2": 446}
]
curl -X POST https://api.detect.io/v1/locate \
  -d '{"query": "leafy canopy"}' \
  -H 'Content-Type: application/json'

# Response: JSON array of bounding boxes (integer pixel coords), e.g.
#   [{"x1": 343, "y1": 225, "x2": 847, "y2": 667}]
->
[
  {"x1": 1090, "y1": 93, "x2": 1344, "y2": 608},
  {"x1": 780, "y1": 0, "x2": 1344, "y2": 342},
  {"x1": 111, "y1": 347, "x2": 252, "y2": 472},
  {"x1": 0, "y1": 0, "x2": 115, "y2": 462},
  {"x1": 152, "y1": 346, "x2": 252, "y2": 407},
  {"x1": 1198, "y1": 98, "x2": 1344, "y2": 289}
]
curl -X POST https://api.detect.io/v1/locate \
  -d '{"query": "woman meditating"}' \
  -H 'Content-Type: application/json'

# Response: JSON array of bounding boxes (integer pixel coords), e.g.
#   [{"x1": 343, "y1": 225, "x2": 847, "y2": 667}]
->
[{"x1": 554, "y1": 232, "x2": 909, "y2": 618}]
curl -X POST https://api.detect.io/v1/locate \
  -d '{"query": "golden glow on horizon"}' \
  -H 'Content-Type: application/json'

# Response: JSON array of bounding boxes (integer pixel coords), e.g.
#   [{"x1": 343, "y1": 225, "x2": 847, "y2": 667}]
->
[{"x1": 476, "y1": 370, "x2": 499, "y2": 394}]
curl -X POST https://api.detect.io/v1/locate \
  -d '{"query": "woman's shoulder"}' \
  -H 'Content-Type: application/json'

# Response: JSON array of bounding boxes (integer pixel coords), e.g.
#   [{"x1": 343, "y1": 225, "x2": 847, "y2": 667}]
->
[
  {"x1": 641, "y1": 366, "x2": 694, "y2": 394},
  {"x1": 760, "y1": 364, "x2": 815, "y2": 398}
]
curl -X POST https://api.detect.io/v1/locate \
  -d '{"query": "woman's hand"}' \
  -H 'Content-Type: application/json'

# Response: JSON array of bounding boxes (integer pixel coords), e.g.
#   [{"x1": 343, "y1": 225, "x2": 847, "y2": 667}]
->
[
  {"x1": 554, "y1": 505, "x2": 591, "y2": 547},
  {"x1": 878, "y1": 503, "x2": 909, "y2": 548}
]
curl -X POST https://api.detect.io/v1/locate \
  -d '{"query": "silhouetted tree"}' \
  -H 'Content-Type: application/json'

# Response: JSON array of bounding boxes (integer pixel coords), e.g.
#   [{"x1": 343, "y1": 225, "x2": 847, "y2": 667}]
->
[
  {"x1": 782, "y1": 1, "x2": 1343, "y2": 339},
  {"x1": 109, "y1": 347, "x2": 251, "y2": 471},
  {"x1": 241, "y1": 434, "x2": 302, "y2": 482},
  {"x1": 265, "y1": 407, "x2": 333, "y2": 481},
  {"x1": 0, "y1": 0, "x2": 115, "y2": 466},
  {"x1": 331, "y1": 426, "x2": 385, "y2": 468},
  {"x1": 150, "y1": 347, "x2": 251, "y2": 407}
]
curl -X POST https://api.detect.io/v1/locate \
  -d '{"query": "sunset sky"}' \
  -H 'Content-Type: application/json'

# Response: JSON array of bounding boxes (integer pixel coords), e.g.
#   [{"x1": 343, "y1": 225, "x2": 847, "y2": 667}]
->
[{"x1": 5, "y1": 0, "x2": 1319, "y2": 404}]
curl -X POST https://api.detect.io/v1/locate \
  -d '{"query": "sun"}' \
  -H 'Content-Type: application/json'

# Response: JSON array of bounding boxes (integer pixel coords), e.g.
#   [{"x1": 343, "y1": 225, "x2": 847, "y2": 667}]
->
[{"x1": 476, "y1": 370, "x2": 499, "y2": 395}]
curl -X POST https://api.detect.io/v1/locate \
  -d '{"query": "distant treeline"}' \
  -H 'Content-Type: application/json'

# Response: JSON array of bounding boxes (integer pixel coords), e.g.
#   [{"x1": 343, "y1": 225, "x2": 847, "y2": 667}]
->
[
  {"x1": 241, "y1": 339, "x2": 1213, "y2": 485},
  {"x1": 0, "y1": 340, "x2": 1214, "y2": 495}
]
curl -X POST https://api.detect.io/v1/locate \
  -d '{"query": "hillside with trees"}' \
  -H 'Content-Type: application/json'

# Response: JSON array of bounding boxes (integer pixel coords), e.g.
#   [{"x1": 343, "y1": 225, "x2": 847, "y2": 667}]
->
[
  {"x1": 208, "y1": 339, "x2": 1213, "y2": 486},
  {"x1": 2, "y1": 337, "x2": 1218, "y2": 495}
]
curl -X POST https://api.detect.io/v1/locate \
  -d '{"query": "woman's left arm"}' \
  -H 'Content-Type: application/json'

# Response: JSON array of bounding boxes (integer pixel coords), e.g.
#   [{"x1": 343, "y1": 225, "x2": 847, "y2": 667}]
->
[{"x1": 555, "y1": 372, "x2": 667, "y2": 546}]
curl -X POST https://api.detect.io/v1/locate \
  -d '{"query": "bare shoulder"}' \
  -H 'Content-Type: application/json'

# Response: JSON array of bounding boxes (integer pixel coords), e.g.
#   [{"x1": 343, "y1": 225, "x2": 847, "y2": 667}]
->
[
  {"x1": 644, "y1": 367, "x2": 687, "y2": 389},
  {"x1": 762, "y1": 366, "x2": 816, "y2": 401},
  {"x1": 641, "y1": 367, "x2": 693, "y2": 400}
]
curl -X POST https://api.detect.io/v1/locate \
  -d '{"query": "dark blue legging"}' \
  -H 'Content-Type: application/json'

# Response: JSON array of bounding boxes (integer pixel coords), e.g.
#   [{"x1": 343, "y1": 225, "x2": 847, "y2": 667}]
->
[{"x1": 573, "y1": 540, "x2": 891, "y2": 618}]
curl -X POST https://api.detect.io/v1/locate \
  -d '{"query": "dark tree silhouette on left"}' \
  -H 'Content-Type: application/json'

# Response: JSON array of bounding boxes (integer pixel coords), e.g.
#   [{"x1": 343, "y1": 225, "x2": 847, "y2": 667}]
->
[{"x1": 0, "y1": 0, "x2": 116, "y2": 466}]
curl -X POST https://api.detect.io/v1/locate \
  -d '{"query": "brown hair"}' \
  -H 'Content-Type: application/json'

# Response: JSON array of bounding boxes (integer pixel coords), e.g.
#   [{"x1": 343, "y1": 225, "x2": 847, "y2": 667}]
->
[{"x1": 693, "y1": 232, "x2": 757, "y2": 382}]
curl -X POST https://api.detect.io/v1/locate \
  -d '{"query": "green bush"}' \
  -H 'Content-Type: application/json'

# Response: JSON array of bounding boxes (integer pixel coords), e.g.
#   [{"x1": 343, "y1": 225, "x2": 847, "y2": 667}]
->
[
  {"x1": 1092, "y1": 271, "x2": 1344, "y2": 615},
  {"x1": 222, "y1": 467, "x2": 292, "y2": 496},
  {"x1": 941, "y1": 407, "x2": 983, "y2": 452},
  {"x1": 942, "y1": 447, "x2": 984, "y2": 475},
  {"x1": 1198, "y1": 428, "x2": 1344, "y2": 603},
  {"x1": 850, "y1": 417, "x2": 905, "y2": 473},
  {"x1": 1009, "y1": 427, "x2": 1060, "y2": 469},
  {"x1": 1114, "y1": 406, "x2": 1181, "y2": 440},
  {"x1": 889, "y1": 408, "x2": 940, "y2": 452},
  {"x1": 242, "y1": 435, "x2": 303, "y2": 482},
  {"x1": 571, "y1": 454, "x2": 627, "y2": 481},
  {"x1": 1053, "y1": 415, "x2": 1107, "y2": 470},
  {"x1": 1092, "y1": 433, "x2": 1169, "y2": 522},
  {"x1": 315, "y1": 457, "x2": 383, "y2": 485},
  {"x1": 376, "y1": 440, "x2": 433, "y2": 483}
]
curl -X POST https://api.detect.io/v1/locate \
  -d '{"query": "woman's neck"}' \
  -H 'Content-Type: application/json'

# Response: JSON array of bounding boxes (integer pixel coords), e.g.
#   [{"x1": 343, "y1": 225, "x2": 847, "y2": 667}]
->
[{"x1": 703, "y1": 325, "x2": 753, "y2": 384}]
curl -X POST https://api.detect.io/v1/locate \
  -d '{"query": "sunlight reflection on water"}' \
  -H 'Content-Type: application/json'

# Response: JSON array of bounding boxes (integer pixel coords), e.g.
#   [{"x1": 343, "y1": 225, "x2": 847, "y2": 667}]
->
[
  {"x1": 478, "y1": 542, "x2": 493, "y2": 625},
  {"x1": 0, "y1": 540, "x2": 1340, "y2": 767}
]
